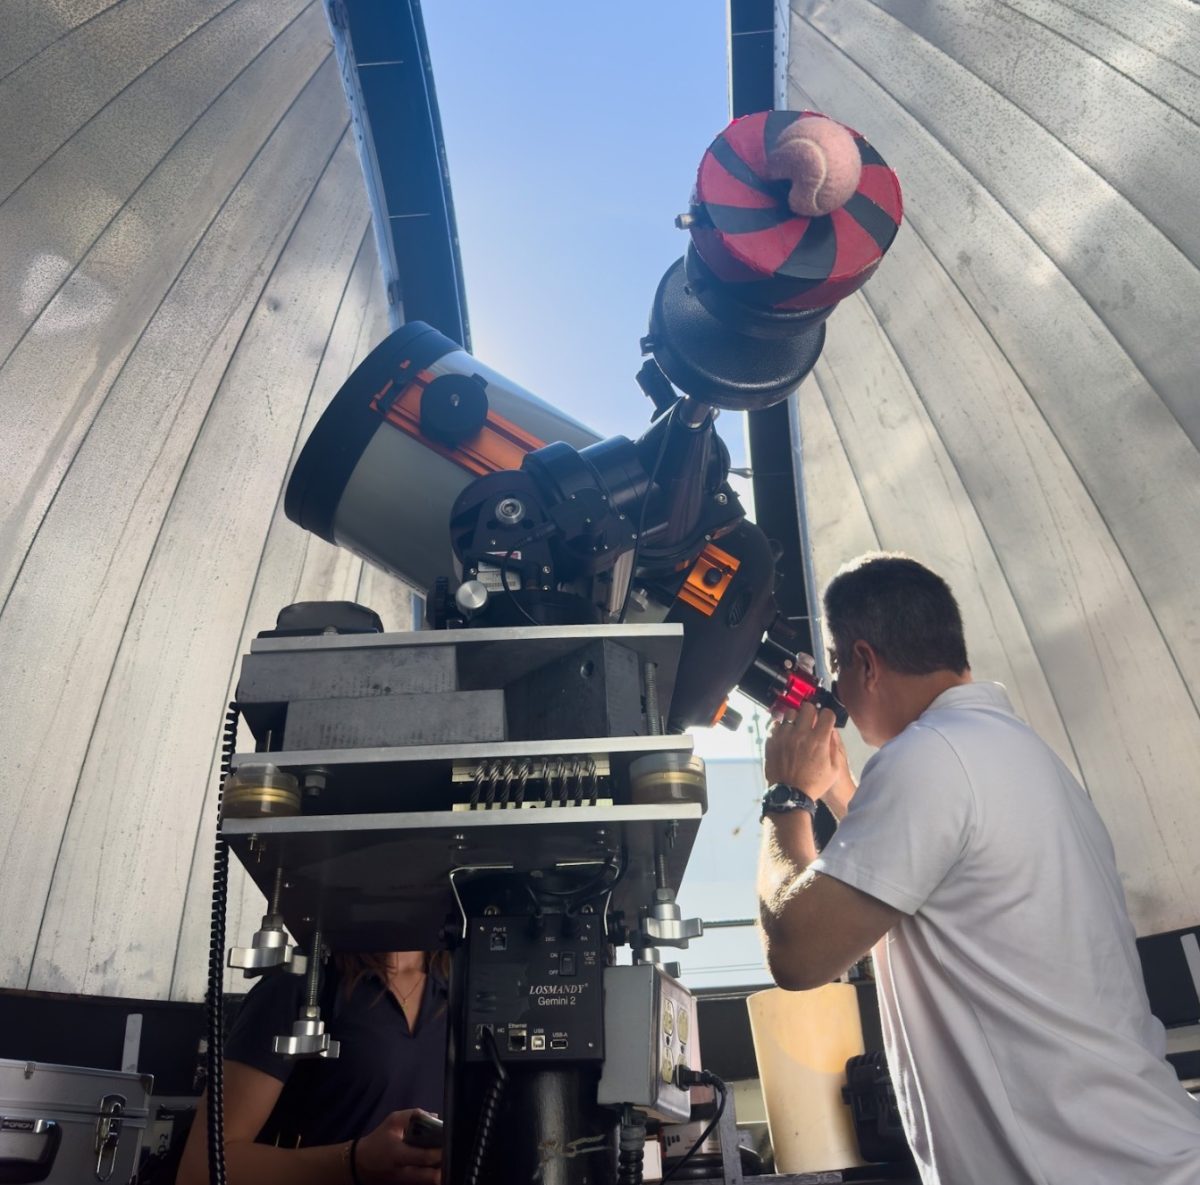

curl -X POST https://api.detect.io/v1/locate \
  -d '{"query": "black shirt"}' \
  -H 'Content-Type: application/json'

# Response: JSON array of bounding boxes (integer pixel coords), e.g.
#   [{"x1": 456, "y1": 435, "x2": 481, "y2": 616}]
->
[{"x1": 225, "y1": 964, "x2": 446, "y2": 1147}]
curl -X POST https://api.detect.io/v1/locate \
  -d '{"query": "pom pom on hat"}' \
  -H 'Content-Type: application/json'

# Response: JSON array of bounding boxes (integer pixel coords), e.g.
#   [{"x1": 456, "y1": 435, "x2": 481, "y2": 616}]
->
[{"x1": 765, "y1": 116, "x2": 862, "y2": 217}]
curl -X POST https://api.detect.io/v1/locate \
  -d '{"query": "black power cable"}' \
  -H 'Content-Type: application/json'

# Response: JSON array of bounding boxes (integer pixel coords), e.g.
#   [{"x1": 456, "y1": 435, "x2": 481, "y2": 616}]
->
[
  {"x1": 486, "y1": 520, "x2": 557, "y2": 627},
  {"x1": 465, "y1": 1025, "x2": 509, "y2": 1185},
  {"x1": 618, "y1": 402, "x2": 678, "y2": 624},
  {"x1": 498, "y1": 544, "x2": 539, "y2": 626},
  {"x1": 662, "y1": 1067, "x2": 729, "y2": 1184},
  {"x1": 618, "y1": 1105, "x2": 647, "y2": 1185},
  {"x1": 205, "y1": 703, "x2": 238, "y2": 1185}
]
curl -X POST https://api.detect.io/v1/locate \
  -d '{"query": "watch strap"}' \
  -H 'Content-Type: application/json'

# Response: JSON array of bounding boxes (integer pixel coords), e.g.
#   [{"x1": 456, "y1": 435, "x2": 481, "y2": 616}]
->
[{"x1": 761, "y1": 783, "x2": 819, "y2": 821}]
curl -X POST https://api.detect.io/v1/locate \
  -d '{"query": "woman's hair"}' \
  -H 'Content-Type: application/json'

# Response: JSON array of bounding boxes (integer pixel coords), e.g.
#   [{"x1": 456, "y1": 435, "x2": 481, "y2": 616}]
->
[
  {"x1": 824, "y1": 553, "x2": 969, "y2": 675},
  {"x1": 334, "y1": 950, "x2": 453, "y2": 1004}
]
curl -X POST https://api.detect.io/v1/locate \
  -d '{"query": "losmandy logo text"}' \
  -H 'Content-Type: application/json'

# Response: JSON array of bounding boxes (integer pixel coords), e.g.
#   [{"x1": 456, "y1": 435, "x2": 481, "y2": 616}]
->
[{"x1": 529, "y1": 982, "x2": 588, "y2": 1006}]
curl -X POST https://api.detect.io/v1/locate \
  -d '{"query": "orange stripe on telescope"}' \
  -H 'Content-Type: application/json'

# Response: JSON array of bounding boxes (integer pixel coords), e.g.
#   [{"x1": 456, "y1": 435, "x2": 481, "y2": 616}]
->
[{"x1": 370, "y1": 371, "x2": 545, "y2": 477}]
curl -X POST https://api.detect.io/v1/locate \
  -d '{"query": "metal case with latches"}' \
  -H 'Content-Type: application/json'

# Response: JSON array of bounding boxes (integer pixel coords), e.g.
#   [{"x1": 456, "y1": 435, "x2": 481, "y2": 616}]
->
[{"x1": 0, "y1": 1059, "x2": 152, "y2": 1184}]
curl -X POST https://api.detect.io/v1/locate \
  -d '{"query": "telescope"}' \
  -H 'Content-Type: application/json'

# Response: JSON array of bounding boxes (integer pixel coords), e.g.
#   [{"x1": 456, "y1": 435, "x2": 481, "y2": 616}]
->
[{"x1": 207, "y1": 109, "x2": 900, "y2": 1183}]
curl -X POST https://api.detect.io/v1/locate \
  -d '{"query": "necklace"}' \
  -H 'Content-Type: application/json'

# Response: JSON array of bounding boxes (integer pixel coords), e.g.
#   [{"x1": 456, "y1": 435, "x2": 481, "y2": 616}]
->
[{"x1": 392, "y1": 971, "x2": 426, "y2": 1008}]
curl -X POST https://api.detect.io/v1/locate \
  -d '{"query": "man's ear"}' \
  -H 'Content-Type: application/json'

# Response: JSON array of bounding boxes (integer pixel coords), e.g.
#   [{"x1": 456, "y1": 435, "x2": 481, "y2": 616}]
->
[{"x1": 854, "y1": 640, "x2": 879, "y2": 689}]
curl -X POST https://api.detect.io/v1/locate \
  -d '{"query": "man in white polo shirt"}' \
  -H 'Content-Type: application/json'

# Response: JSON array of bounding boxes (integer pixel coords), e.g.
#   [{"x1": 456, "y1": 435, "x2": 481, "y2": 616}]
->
[{"x1": 756, "y1": 553, "x2": 1200, "y2": 1184}]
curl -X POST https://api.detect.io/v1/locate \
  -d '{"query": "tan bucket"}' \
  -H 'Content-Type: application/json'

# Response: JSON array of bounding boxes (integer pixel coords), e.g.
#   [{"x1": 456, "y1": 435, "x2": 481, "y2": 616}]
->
[{"x1": 746, "y1": 983, "x2": 867, "y2": 1173}]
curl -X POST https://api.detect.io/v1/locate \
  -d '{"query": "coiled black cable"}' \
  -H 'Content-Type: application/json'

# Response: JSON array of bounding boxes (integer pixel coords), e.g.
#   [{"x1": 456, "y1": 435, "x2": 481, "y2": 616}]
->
[
  {"x1": 465, "y1": 1026, "x2": 508, "y2": 1185},
  {"x1": 618, "y1": 1106, "x2": 646, "y2": 1185},
  {"x1": 206, "y1": 703, "x2": 238, "y2": 1185}
]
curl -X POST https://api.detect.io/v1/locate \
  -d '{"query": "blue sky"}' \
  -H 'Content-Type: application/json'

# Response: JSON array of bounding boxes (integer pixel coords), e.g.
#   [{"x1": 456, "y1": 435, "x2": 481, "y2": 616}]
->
[
  {"x1": 419, "y1": 6, "x2": 771, "y2": 969},
  {"x1": 421, "y1": 2, "x2": 747, "y2": 466}
]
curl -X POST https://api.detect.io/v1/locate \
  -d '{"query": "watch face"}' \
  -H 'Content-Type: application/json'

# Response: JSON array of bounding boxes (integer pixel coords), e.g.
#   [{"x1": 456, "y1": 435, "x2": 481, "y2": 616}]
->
[{"x1": 766, "y1": 785, "x2": 791, "y2": 807}]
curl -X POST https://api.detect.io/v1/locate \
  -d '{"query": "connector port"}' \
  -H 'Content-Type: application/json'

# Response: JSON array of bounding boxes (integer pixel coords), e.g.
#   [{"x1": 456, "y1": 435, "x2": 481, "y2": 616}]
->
[
  {"x1": 530, "y1": 1034, "x2": 546, "y2": 1051},
  {"x1": 508, "y1": 1027, "x2": 528, "y2": 1052},
  {"x1": 549, "y1": 1037, "x2": 568, "y2": 1051},
  {"x1": 489, "y1": 930, "x2": 507, "y2": 951}
]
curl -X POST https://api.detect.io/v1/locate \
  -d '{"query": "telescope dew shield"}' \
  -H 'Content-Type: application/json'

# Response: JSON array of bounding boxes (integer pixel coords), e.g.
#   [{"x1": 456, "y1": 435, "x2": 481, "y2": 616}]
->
[
  {"x1": 691, "y1": 110, "x2": 902, "y2": 312},
  {"x1": 648, "y1": 110, "x2": 903, "y2": 410},
  {"x1": 284, "y1": 322, "x2": 599, "y2": 595}
]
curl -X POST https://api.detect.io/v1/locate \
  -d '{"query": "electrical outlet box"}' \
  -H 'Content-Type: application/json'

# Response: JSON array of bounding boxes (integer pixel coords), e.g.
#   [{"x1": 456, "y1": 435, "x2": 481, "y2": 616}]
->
[{"x1": 596, "y1": 963, "x2": 698, "y2": 1123}]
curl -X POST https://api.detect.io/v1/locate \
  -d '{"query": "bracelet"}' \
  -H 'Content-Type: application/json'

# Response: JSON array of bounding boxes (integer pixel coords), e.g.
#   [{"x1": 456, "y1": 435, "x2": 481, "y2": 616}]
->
[{"x1": 347, "y1": 1136, "x2": 363, "y2": 1185}]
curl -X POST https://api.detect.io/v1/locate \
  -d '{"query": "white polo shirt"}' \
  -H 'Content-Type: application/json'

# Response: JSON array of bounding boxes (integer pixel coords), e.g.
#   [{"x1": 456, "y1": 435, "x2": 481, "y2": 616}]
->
[{"x1": 811, "y1": 681, "x2": 1200, "y2": 1184}]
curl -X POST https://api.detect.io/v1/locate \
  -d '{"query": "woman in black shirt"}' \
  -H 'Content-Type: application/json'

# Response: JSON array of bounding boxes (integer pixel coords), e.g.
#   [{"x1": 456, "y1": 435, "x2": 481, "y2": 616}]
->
[{"x1": 178, "y1": 950, "x2": 445, "y2": 1184}]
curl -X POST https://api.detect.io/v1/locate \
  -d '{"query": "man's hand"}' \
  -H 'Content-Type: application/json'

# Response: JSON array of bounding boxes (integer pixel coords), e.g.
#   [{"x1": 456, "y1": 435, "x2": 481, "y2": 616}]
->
[
  {"x1": 823, "y1": 730, "x2": 858, "y2": 821},
  {"x1": 355, "y1": 1110, "x2": 442, "y2": 1184},
  {"x1": 764, "y1": 701, "x2": 841, "y2": 797}
]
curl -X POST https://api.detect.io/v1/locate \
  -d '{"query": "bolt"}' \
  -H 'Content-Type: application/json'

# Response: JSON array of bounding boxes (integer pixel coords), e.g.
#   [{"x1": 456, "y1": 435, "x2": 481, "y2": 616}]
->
[
  {"x1": 542, "y1": 566, "x2": 551, "y2": 575},
  {"x1": 674, "y1": 211, "x2": 697, "y2": 230},
  {"x1": 496, "y1": 498, "x2": 525, "y2": 525},
  {"x1": 715, "y1": 492, "x2": 728, "y2": 505},
  {"x1": 450, "y1": 392, "x2": 461, "y2": 407}
]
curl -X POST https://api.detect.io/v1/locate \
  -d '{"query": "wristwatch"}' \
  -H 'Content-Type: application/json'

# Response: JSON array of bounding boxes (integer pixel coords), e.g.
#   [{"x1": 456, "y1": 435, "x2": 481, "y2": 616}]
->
[{"x1": 761, "y1": 783, "x2": 819, "y2": 821}]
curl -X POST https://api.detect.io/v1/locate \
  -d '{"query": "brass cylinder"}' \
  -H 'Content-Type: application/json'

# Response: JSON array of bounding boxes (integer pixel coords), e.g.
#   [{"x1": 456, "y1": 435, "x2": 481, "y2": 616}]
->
[
  {"x1": 222, "y1": 763, "x2": 302, "y2": 818},
  {"x1": 628, "y1": 753, "x2": 708, "y2": 811}
]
